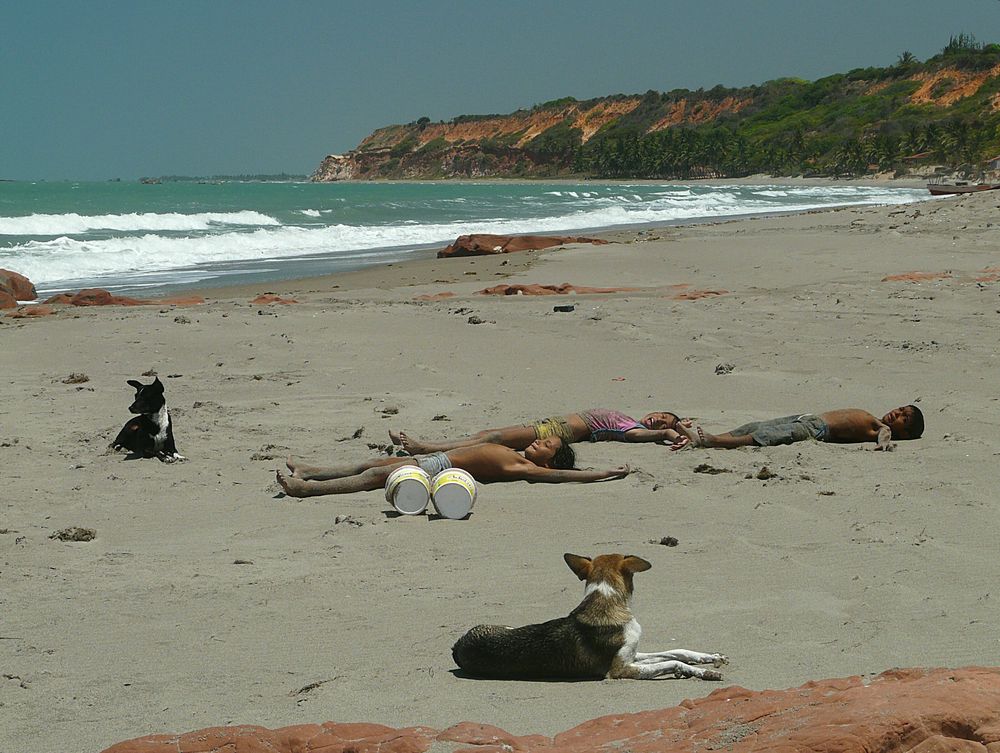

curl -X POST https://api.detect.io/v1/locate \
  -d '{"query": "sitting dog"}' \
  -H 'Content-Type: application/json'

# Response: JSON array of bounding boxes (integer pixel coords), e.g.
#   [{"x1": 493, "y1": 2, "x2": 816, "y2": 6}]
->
[
  {"x1": 452, "y1": 553, "x2": 727, "y2": 680},
  {"x1": 109, "y1": 377, "x2": 184, "y2": 462}
]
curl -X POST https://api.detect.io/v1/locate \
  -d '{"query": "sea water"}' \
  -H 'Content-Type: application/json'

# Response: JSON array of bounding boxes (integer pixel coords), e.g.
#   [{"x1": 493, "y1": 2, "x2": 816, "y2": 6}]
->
[{"x1": 0, "y1": 180, "x2": 931, "y2": 298}]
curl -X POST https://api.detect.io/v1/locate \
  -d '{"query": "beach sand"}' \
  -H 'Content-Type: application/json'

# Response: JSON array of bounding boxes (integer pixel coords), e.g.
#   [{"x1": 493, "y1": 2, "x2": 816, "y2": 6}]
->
[{"x1": 3, "y1": 188, "x2": 999, "y2": 752}]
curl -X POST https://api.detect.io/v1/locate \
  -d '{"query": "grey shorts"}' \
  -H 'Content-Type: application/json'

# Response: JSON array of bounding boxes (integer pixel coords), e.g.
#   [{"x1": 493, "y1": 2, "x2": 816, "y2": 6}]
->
[
  {"x1": 415, "y1": 451, "x2": 452, "y2": 476},
  {"x1": 729, "y1": 414, "x2": 829, "y2": 447}
]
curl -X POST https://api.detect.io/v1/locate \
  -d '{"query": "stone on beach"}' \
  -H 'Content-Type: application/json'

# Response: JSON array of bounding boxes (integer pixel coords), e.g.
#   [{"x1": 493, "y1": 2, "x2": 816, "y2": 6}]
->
[
  {"x1": 0, "y1": 269, "x2": 38, "y2": 303},
  {"x1": 100, "y1": 666, "x2": 1000, "y2": 753},
  {"x1": 1, "y1": 269, "x2": 37, "y2": 309},
  {"x1": 40, "y1": 289, "x2": 207, "y2": 307},
  {"x1": 6, "y1": 304, "x2": 56, "y2": 317},
  {"x1": 251, "y1": 293, "x2": 299, "y2": 304},
  {"x1": 670, "y1": 288, "x2": 728, "y2": 300},
  {"x1": 881, "y1": 271, "x2": 953, "y2": 282},
  {"x1": 438, "y1": 234, "x2": 609, "y2": 258},
  {"x1": 477, "y1": 282, "x2": 642, "y2": 296},
  {"x1": 44, "y1": 289, "x2": 152, "y2": 306}
]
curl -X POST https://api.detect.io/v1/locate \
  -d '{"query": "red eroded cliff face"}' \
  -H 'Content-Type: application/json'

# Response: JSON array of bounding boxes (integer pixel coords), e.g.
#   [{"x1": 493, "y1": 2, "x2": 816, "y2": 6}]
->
[
  {"x1": 311, "y1": 94, "x2": 754, "y2": 181},
  {"x1": 311, "y1": 62, "x2": 1000, "y2": 181}
]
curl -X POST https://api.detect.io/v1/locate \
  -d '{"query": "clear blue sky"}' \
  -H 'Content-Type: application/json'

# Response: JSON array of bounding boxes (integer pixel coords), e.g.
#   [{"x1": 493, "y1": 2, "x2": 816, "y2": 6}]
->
[{"x1": 3, "y1": 0, "x2": 999, "y2": 180}]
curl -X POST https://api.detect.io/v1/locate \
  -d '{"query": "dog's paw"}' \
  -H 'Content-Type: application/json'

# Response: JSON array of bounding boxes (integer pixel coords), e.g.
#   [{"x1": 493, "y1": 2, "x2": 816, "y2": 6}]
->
[
  {"x1": 711, "y1": 653, "x2": 729, "y2": 667},
  {"x1": 701, "y1": 668, "x2": 724, "y2": 681}
]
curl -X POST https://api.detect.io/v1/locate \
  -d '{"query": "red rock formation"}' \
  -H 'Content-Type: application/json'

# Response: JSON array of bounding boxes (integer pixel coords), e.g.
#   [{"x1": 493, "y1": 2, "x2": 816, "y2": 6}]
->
[
  {"x1": 6, "y1": 304, "x2": 56, "y2": 318},
  {"x1": 438, "y1": 235, "x2": 609, "y2": 259},
  {"x1": 311, "y1": 94, "x2": 758, "y2": 181},
  {"x1": 40, "y1": 289, "x2": 206, "y2": 307},
  {"x1": 0, "y1": 269, "x2": 37, "y2": 301},
  {"x1": 251, "y1": 293, "x2": 298, "y2": 304},
  {"x1": 881, "y1": 271, "x2": 953, "y2": 282},
  {"x1": 0, "y1": 290, "x2": 15, "y2": 309},
  {"x1": 101, "y1": 666, "x2": 1000, "y2": 753},
  {"x1": 43, "y1": 289, "x2": 151, "y2": 306},
  {"x1": 671, "y1": 288, "x2": 728, "y2": 300},
  {"x1": 477, "y1": 283, "x2": 641, "y2": 296},
  {"x1": 415, "y1": 283, "x2": 729, "y2": 300},
  {"x1": 975, "y1": 267, "x2": 1000, "y2": 283}
]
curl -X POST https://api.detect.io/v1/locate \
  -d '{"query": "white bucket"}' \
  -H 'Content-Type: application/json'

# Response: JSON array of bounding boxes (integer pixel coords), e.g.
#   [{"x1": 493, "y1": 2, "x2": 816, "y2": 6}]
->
[
  {"x1": 430, "y1": 469, "x2": 478, "y2": 519},
  {"x1": 384, "y1": 465, "x2": 432, "y2": 515}
]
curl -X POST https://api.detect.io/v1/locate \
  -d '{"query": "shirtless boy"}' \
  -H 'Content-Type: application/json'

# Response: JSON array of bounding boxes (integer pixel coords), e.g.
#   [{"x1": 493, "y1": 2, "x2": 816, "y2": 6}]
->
[
  {"x1": 672, "y1": 405, "x2": 924, "y2": 452},
  {"x1": 391, "y1": 408, "x2": 685, "y2": 455},
  {"x1": 276, "y1": 436, "x2": 632, "y2": 498}
]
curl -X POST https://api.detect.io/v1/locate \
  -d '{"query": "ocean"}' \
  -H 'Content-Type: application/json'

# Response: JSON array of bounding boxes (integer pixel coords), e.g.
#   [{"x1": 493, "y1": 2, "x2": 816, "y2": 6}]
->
[{"x1": 0, "y1": 180, "x2": 931, "y2": 298}]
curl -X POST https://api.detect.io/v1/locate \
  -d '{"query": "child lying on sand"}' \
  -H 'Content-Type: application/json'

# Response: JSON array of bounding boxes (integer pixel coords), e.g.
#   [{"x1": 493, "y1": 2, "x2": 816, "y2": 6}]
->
[
  {"x1": 672, "y1": 405, "x2": 923, "y2": 452},
  {"x1": 276, "y1": 437, "x2": 631, "y2": 498},
  {"x1": 391, "y1": 408, "x2": 685, "y2": 454}
]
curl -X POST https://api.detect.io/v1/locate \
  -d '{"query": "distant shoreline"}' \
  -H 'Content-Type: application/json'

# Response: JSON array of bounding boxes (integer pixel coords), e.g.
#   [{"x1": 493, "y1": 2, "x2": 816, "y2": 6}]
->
[
  {"x1": 1, "y1": 174, "x2": 929, "y2": 188},
  {"x1": 8, "y1": 177, "x2": 932, "y2": 300}
]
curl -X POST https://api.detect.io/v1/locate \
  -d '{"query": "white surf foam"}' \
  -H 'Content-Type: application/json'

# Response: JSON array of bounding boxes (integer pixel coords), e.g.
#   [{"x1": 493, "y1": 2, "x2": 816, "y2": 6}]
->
[
  {"x1": 2, "y1": 185, "x2": 930, "y2": 288},
  {"x1": 0, "y1": 210, "x2": 279, "y2": 235}
]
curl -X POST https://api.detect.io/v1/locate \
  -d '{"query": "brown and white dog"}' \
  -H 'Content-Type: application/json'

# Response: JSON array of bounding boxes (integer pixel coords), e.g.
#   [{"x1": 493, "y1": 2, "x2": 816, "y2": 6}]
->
[{"x1": 452, "y1": 553, "x2": 728, "y2": 680}]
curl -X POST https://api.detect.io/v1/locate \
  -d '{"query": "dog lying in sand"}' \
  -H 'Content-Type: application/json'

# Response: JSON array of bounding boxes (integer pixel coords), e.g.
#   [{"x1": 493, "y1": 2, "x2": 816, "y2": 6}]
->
[
  {"x1": 452, "y1": 553, "x2": 728, "y2": 680},
  {"x1": 109, "y1": 377, "x2": 184, "y2": 462}
]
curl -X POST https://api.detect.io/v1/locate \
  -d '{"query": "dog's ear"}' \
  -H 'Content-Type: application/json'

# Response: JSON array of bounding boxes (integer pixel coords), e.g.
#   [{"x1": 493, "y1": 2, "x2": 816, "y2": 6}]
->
[
  {"x1": 152, "y1": 377, "x2": 163, "y2": 388},
  {"x1": 563, "y1": 553, "x2": 592, "y2": 580},
  {"x1": 621, "y1": 555, "x2": 652, "y2": 574},
  {"x1": 127, "y1": 380, "x2": 143, "y2": 389}
]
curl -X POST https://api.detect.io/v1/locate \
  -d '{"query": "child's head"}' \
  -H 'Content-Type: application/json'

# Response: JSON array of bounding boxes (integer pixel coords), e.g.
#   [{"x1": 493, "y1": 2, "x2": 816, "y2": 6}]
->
[
  {"x1": 884, "y1": 404, "x2": 924, "y2": 439},
  {"x1": 524, "y1": 436, "x2": 576, "y2": 469},
  {"x1": 641, "y1": 411, "x2": 681, "y2": 430}
]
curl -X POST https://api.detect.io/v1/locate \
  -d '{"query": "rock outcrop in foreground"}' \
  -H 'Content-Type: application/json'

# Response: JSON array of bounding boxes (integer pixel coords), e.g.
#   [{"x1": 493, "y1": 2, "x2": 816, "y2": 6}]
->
[
  {"x1": 101, "y1": 667, "x2": 1000, "y2": 753},
  {"x1": 438, "y1": 234, "x2": 608, "y2": 258},
  {"x1": 0, "y1": 268, "x2": 37, "y2": 308}
]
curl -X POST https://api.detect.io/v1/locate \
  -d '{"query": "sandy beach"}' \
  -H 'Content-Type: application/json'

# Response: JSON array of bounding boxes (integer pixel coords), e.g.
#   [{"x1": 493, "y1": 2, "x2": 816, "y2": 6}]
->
[{"x1": 3, "y1": 187, "x2": 999, "y2": 752}]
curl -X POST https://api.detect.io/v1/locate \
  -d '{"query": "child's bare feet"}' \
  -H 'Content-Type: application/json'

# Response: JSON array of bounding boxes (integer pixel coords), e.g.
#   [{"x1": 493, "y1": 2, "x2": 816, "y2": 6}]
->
[
  {"x1": 285, "y1": 456, "x2": 322, "y2": 480},
  {"x1": 393, "y1": 431, "x2": 430, "y2": 455},
  {"x1": 275, "y1": 470, "x2": 309, "y2": 497}
]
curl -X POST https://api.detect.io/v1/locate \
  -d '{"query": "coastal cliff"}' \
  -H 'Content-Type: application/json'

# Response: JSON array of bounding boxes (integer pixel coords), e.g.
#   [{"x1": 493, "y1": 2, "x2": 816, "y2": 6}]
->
[
  {"x1": 313, "y1": 38, "x2": 1000, "y2": 181},
  {"x1": 312, "y1": 94, "x2": 755, "y2": 180}
]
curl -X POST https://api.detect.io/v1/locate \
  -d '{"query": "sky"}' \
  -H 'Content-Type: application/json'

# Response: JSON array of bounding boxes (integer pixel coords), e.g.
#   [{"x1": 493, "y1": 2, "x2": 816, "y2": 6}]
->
[{"x1": 3, "y1": 0, "x2": 1000, "y2": 181}]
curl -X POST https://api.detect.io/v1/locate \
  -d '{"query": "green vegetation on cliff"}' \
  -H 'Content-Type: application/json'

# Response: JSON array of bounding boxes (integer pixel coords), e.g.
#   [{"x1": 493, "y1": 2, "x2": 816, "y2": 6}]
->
[{"x1": 317, "y1": 36, "x2": 1000, "y2": 181}]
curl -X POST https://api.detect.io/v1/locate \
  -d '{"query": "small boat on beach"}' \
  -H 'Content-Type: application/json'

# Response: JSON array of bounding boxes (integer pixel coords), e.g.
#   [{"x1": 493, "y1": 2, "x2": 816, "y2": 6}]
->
[{"x1": 926, "y1": 181, "x2": 1000, "y2": 196}]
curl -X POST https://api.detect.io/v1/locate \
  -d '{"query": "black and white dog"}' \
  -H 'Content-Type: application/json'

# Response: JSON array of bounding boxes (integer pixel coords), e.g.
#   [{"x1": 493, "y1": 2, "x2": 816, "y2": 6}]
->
[
  {"x1": 110, "y1": 377, "x2": 184, "y2": 462},
  {"x1": 452, "y1": 553, "x2": 728, "y2": 681}
]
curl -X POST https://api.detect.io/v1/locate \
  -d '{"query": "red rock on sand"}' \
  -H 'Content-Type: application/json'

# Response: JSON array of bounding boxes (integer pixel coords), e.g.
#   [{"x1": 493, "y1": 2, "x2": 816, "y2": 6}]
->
[
  {"x1": 0, "y1": 269, "x2": 38, "y2": 301},
  {"x1": 42, "y1": 290, "x2": 205, "y2": 307},
  {"x1": 251, "y1": 293, "x2": 298, "y2": 304},
  {"x1": 100, "y1": 666, "x2": 1000, "y2": 753},
  {"x1": 43, "y1": 289, "x2": 151, "y2": 306},
  {"x1": 881, "y1": 271, "x2": 953, "y2": 282},
  {"x1": 671, "y1": 288, "x2": 728, "y2": 300},
  {"x1": 0, "y1": 290, "x2": 15, "y2": 309},
  {"x1": 477, "y1": 283, "x2": 643, "y2": 296},
  {"x1": 438, "y1": 234, "x2": 609, "y2": 258},
  {"x1": 7, "y1": 304, "x2": 56, "y2": 318}
]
